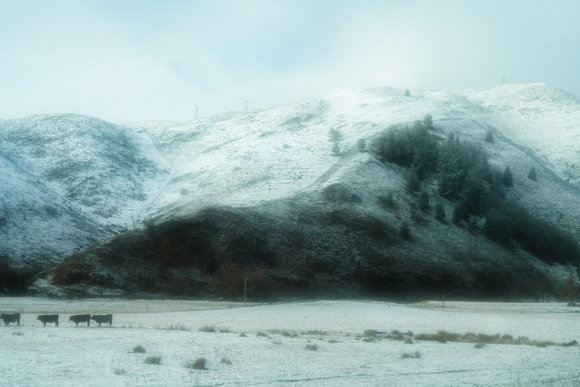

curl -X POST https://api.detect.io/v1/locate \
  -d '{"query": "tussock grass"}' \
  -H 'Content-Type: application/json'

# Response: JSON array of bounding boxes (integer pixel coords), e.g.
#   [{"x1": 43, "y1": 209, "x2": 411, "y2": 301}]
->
[
  {"x1": 221, "y1": 357, "x2": 232, "y2": 365},
  {"x1": 199, "y1": 325, "x2": 217, "y2": 333},
  {"x1": 401, "y1": 351, "x2": 421, "y2": 359},
  {"x1": 144, "y1": 355, "x2": 162, "y2": 365},
  {"x1": 415, "y1": 330, "x2": 562, "y2": 347},
  {"x1": 186, "y1": 358, "x2": 207, "y2": 370},
  {"x1": 361, "y1": 328, "x2": 574, "y2": 348},
  {"x1": 133, "y1": 345, "x2": 146, "y2": 353},
  {"x1": 198, "y1": 325, "x2": 231, "y2": 333},
  {"x1": 302, "y1": 330, "x2": 327, "y2": 336}
]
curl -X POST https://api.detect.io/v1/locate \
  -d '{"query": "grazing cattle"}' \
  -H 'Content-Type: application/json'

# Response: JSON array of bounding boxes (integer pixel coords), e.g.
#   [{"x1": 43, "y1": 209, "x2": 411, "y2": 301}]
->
[
  {"x1": 91, "y1": 314, "x2": 113, "y2": 327},
  {"x1": 0, "y1": 313, "x2": 20, "y2": 326},
  {"x1": 37, "y1": 314, "x2": 59, "y2": 327},
  {"x1": 69, "y1": 314, "x2": 91, "y2": 327}
]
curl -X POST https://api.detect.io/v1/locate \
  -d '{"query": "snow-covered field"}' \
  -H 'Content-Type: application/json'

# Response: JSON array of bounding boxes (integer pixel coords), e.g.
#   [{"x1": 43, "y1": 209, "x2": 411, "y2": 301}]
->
[{"x1": 1, "y1": 298, "x2": 579, "y2": 386}]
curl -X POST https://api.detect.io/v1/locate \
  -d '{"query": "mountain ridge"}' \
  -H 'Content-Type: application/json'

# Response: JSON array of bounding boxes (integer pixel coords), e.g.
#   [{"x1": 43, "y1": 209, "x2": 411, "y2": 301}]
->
[{"x1": 1, "y1": 83, "x2": 579, "y2": 299}]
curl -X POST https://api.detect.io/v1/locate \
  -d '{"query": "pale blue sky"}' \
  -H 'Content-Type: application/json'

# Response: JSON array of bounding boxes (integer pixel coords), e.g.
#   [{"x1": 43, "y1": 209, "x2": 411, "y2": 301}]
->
[{"x1": 1, "y1": 0, "x2": 579, "y2": 123}]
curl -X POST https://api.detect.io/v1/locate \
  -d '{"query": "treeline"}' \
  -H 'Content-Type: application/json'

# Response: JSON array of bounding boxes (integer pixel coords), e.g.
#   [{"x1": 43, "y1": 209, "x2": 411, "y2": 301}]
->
[
  {"x1": 372, "y1": 118, "x2": 580, "y2": 267},
  {"x1": 0, "y1": 261, "x2": 35, "y2": 294}
]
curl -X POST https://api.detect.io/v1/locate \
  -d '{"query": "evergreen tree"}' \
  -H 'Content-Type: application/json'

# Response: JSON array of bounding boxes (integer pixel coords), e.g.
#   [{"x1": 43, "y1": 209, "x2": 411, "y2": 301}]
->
[
  {"x1": 405, "y1": 169, "x2": 421, "y2": 193},
  {"x1": 329, "y1": 128, "x2": 343, "y2": 142},
  {"x1": 485, "y1": 129, "x2": 494, "y2": 143},
  {"x1": 501, "y1": 166, "x2": 513, "y2": 187},
  {"x1": 332, "y1": 142, "x2": 341, "y2": 155},
  {"x1": 528, "y1": 167, "x2": 537, "y2": 181},
  {"x1": 435, "y1": 203, "x2": 446, "y2": 222},
  {"x1": 418, "y1": 189, "x2": 430, "y2": 212},
  {"x1": 564, "y1": 273, "x2": 579, "y2": 303}
]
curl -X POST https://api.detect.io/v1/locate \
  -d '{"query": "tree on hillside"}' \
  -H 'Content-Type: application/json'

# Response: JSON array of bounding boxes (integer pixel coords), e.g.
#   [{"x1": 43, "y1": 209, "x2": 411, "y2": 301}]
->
[
  {"x1": 329, "y1": 128, "x2": 343, "y2": 142},
  {"x1": 332, "y1": 142, "x2": 341, "y2": 155},
  {"x1": 485, "y1": 129, "x2": 494, "y2": 143},
  {"x1": 435, "y1": 202, "x2": 446, "y2": 222},
  {"x1": 502, "y1": 166, "x2": 513, "y2": 187},
  {"x1": 404, "y1": 89, "x2": 411, "y2": 97},
  {"x1": 528, "y1": 167, "x2": 537, "y2": 181},
  {"x1": 405, "y1": 169, "x2": 421, "y2": 193},
  {"x1": 423, "y1": 114, "x2": 433, "y2": 128},
  {"x1": 418, "y1": 189, "x2": 430, "y2": 212},
  {"x1": 564, "y1": 273, "x2": 579, "y2": 303}
]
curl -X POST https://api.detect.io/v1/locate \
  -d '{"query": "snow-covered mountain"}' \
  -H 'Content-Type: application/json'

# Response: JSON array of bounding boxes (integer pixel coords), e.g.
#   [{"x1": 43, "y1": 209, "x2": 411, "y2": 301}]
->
[
  {"x1": 2, "y1": 84, "x2": 580, "y2": 297},
  {"x1": 0, "y1": 114, "x2": 170, "y2": 268}
]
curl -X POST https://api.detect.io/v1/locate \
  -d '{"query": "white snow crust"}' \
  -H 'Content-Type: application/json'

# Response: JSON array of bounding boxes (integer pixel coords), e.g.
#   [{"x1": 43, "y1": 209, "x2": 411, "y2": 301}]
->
[{"x1": 0, "y1": 298, "x2": 579, "y2": 386}]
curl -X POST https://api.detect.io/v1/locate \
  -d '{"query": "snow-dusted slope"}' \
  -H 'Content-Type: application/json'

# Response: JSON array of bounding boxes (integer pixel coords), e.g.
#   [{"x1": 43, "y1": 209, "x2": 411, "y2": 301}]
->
[
  {"x1": 2, "y1": 83, "x2": 580, "y2": 270},
  {"x1": 0, "y1": 114, "x2": 171, "y2": 267},
  {"x1": 128, "y1": 83, "x2": 580, "y2": 223}
]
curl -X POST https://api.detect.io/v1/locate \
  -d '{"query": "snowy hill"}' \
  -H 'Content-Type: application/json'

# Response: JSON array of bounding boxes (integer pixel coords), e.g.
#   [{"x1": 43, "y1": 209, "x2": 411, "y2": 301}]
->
[
  {"x1": 2, "y1": 83, "x2": 580, "y2": 299},
  {"x1": 0, "y1": 114, "x2": 170, "y2": 268},
  {"x1": 127, "y1": 83, "x2": 580, "y2": 223}
]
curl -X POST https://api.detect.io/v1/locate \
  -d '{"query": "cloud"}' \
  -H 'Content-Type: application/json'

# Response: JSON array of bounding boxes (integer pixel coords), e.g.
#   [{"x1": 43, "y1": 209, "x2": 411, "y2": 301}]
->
[{"x1": 0, "y1": 0, "x2": 579, "y2": 123}]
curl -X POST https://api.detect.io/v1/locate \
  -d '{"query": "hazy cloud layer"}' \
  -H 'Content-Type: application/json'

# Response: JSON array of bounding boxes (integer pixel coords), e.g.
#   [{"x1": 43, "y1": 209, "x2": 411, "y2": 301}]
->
[{"x1": 1, "y1": 0, "x2": 579, "y2": 123}]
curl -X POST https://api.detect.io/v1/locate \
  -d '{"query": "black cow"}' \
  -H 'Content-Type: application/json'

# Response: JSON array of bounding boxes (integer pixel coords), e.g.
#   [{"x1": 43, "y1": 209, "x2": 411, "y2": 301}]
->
[
  {"x1": 69, "y1": 314, "x2": 91, "y2": 327},
  {"x1": 91, "y1": 314, "x2": 113, "y2": 327},
  {"x1": 0, "y1": 313, "x2": 20, "y2": 326},
  {"x1": 37, "y1": 314, "x2": 59, "y2": 327}
]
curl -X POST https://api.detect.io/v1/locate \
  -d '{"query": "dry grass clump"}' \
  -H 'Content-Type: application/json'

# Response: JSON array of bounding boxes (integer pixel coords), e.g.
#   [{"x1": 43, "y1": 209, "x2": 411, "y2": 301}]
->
[
  {"x1": 186, "y1": 357, "x2": 207, "y2": 370},
  {"x1": 303, "y1": 330, "x2": 327, "y2": 336},
  {"x1": 415, "y1": 330, "x2": 564, "y2": 347},
  {"x1": 221, "y1": 357, "x2": 232, "y2": 365},
  {"x1": 401, "y1": 351, "x2": 421, "y2": 359},
  {"x1": 144, "y1": 355, "x2": 162, "y2": 365},
  {"x1": 199, "y1": 325, "x2": 217, "y2": 333}
]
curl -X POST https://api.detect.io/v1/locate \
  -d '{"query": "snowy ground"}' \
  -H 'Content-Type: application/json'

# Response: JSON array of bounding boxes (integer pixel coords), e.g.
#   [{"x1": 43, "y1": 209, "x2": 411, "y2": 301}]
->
[{"x1": 1, "y1": 298, "x2": 579, "y2": 386}]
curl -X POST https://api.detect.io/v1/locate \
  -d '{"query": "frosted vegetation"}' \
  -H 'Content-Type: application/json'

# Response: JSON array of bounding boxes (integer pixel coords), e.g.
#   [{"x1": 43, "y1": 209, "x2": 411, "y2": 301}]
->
[{"x1": 0, "y1": 298, "x2": 579, "y2": 386}]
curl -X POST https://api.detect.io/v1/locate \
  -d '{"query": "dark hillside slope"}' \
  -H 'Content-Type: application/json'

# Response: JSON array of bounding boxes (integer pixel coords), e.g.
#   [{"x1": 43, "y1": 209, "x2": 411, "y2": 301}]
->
[{"x1": 38, "y1": 187, "x2": 559, "y2": 301}]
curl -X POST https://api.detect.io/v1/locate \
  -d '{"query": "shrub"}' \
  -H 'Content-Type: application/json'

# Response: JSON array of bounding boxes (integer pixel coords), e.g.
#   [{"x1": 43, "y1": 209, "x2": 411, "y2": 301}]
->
[
  {"x1": 304, "y1": 344, "x2": 318, "y2": 351},
  {"x1": 144, "y1": 356, "x2": 162, "y2": 365},
  {"x1": 133, "y1": 345, "x2": 146, "y2": 353},
  {"x1": 528, "y1": 167, "x2": 537, "y2": 181},
  {"x1": 401, "y1": 351, "x2": 421, "y2": 359},
  {"x1": 187, "y1": 357, "x2": 207, "y2": 370},
  {"x1": 199, "y1": 325, "x2": 217, "y2": 333}
]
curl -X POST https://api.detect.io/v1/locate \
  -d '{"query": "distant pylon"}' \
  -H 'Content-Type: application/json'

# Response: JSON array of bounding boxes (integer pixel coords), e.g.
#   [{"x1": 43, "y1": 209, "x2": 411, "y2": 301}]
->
[{"x1": 194, "y1": 105, "x2": 199, "y2": 121}]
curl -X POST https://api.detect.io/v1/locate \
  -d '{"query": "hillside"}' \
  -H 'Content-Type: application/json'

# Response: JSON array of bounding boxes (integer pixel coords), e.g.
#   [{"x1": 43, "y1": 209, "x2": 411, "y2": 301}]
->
[{"x1": 1, "y1": 83, "x2": 579, "y2": 299}]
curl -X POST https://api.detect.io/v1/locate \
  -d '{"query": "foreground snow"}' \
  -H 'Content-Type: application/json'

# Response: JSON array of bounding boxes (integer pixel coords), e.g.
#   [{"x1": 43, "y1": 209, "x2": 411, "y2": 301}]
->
[{"x1": 1, "y1": 299, "x2": 579, "y2": 386}]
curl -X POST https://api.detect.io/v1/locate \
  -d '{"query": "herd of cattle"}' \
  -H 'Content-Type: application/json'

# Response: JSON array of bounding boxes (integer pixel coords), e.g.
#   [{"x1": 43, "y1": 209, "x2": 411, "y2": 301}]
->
[{"x1": 0, "y1": 312, "x2": 113, "y2": 327}]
